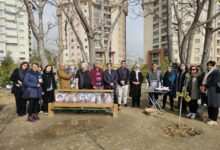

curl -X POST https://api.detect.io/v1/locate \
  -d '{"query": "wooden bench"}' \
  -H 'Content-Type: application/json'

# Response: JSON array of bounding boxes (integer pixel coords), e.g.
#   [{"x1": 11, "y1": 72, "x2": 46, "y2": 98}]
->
[{"x1": 48, "y1": 89, "x2": 118, "y2": 117}]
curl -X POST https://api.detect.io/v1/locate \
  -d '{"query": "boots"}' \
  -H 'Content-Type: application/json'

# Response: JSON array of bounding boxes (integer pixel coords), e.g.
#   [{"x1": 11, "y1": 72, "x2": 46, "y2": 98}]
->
[
  {"x1": 27, "y1": 115, "x2": 36, "y2": 122},
  {"x1": 33, "y1": 114, "x2": 40, "y2": 120}
]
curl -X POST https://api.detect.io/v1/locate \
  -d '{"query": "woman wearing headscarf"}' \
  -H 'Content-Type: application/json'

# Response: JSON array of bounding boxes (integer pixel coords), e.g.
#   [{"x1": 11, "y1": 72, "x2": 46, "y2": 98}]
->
[
  {"x1": 10, "y1": 62, "x2": 29, "y2": 116},
  {"x1": 129, "y1": 64, "x2": 143, "y2": 107},
  {"x1": 202, "y1": 61, "x2": 220, "y2": 125},
  {"x1": 24, "y1": 63, "x2": 42, "y2": 122},
  {"x1": 42, "y1": 65, "x2": 57, "y2": 113}
]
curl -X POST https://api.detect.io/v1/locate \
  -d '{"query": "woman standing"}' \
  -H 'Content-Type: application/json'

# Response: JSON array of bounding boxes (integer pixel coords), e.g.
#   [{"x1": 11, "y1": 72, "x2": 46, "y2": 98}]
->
[
  {"x1": 176, "y1": 63, "x2": 188, "y2": 113},
  {"x1": 129, "y1": 64, "x2": 143, "y2": 107},
  {"x1": 186, "y1": 66, "x2": 200, "y2": 119},
  {"x1": 24, "y1": 63, "x2": 42, "y2": 122},
  {"x1": 202, "y1": 61, "x2": 220, "y2": 125},
  {"x1": 162, "y1": 66, "x2": 176, "y2": 111},
  {"x1": 10, "y1": 62, "x2": 29, "y2": 116},
  {"x1": 42, "y1": 65, "x2": 57, "y2": 114}
]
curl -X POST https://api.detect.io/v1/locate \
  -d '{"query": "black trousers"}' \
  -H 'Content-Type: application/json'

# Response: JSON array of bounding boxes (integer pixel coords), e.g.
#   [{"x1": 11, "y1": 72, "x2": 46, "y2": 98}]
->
[
  {"x1": 201, "y1": 93, "x2": 208, "y2": 105},
  {"x1": 132, "y1": 96, "x2": 140, "y2": 107},
  {"x1": 42, "y1": 90, "x2": 55, "y2": 112},
  {"x1": 208, "y1": 107, "x2": 219, "y2": 121},
  {"x1": 28, "y1": 98, "x2": 39, "y2": 116},
  {"x1": 178, "y1": 97, "x2": 187, "y2": 113},
  {"x1": 162, "y1": 92, "x2": 174, "y2": 109},
  {"x1": 14, "y1": 90, "x2": 27, "y2": 116},
  {"x1": 188, "y1": 99, "x2": 198, "y2": 113}
]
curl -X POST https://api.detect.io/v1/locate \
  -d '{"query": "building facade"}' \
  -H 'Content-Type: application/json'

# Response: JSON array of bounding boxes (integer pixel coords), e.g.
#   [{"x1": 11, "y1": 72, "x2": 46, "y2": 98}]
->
[
  {"x1": 0, "y1": 0, "x2": 30, "y2": 63},
  {"x1": 58, "y1": 0, "x2": 127, "y2": 66},
  {"x1": 143, "y1": 0, "x2": 220, "y2": 65}
]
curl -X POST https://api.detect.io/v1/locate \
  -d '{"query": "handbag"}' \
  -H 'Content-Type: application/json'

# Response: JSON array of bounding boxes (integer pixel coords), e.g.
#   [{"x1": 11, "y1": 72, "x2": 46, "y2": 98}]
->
[{"x1": 22, "y1": 87, "x2": 29, "y2": 99}]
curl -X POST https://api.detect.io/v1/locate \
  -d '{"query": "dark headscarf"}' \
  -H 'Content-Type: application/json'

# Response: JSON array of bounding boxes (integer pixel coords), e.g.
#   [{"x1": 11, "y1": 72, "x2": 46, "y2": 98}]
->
[{"x1": 18, "y1": 62, "x2": 29, "y2": 81}]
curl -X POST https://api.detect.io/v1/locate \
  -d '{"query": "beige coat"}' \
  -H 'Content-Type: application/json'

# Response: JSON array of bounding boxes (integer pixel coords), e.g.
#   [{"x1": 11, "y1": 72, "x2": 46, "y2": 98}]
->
[{"x1": 57, "y1": 69, "x2": 72, "y2": 89}]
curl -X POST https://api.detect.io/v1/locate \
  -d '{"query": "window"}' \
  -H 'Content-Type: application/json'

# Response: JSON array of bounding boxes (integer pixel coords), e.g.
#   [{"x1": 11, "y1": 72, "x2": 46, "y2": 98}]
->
[
  {"x1": 217, "y1": 40, "x2": 220, "y2": 46},
  {"x1": 77, "y1": 46, "x2": 79, "y2": 49},
  {"x1": 6, "y1": 27, "x2": 17, "y2": 31},
  {"x1": 6, "y1": 35, "x2": 17, "y2": 38},
  {"x1": 65, "y1": 53, "x2": 68, "y2": 56},
  {"x1": 195, "y1": 48, "x2": 200, "y2": 53},
  {"x1": 71, "y1": 46, "x2": 74, "y2": 49},
  {"x1": 71, "y1": 39, "x2": 74, "y2": 42},
  {"x1": 84, "y1": 38, "x2": 87, "y2": 42},
  {"x1": 20, "y1": 51, "x2": 25, "y2": 54},
  {"x1": 85, "y1": 45, "x2": 88, "y2": 49},
  {"x1": 217, "y1": 48, "x2": 220, "y2": 54},
  {"x1": 195, "y1": 39, "x2": 200, "y2": 43},
  {"x1": 0, "y1": 50, "x2": 4, "y2": 54}
]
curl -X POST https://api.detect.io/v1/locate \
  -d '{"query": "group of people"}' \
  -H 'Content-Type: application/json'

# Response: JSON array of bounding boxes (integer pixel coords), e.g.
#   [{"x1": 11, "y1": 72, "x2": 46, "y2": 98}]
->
[
  {"x1": 10, "y1": 60, "x2": 220, "y2": 125},
  {"x1": 57, "y1": 60, "x2": 143, "y2": 108},
  {"x1": 147, "y1": 61, "x2": 220, "y2": 125},
  {"x1": 10, "y1": 62, "x2": 56, "y2": 122}
]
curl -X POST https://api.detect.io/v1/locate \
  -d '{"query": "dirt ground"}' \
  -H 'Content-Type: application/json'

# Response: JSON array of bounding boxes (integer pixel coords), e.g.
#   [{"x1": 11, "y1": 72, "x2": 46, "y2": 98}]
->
[{"x1": 0, "y1": 90, "x2": 220, "y2": 150}]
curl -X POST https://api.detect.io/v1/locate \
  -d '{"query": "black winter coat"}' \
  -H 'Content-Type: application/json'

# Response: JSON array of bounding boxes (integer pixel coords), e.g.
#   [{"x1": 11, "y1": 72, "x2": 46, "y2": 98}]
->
[{"x1": 129, "y1": 71, "x2": 143, "y2": 97}]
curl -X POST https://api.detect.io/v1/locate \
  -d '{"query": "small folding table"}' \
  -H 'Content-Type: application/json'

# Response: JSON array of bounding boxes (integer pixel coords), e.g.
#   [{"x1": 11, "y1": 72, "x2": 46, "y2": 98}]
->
[{"x1": 146, "y1": 87, "x2": 169, "y2": 113}]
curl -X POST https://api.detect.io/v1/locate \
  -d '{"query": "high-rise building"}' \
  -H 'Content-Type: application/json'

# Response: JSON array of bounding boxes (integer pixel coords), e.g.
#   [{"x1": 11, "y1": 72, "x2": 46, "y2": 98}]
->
[
  {"x1": 0, "y1": 0, "x2": 30, "y2": 63},
  {"x1": 142, "y1": 0, "x2": 220, "y2": 65},
  {"x1": 58, "y1": 0, "x2": 127, "y2": 66}
]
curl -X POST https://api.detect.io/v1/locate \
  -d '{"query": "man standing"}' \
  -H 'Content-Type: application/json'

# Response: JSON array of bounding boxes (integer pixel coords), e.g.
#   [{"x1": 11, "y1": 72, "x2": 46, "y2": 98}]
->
[
  {"x1": 103, "y1": 63, "x2": 118, "y2": 104},
  {"x1": 117, "y1": 60, "x2": 129, "y2": 107},
  {"x1": 146, "y1": 63, "x2": 163, "y2": 106},
  {"x1": 75, "y1": 63, "x2": 91, "y2": 89}
]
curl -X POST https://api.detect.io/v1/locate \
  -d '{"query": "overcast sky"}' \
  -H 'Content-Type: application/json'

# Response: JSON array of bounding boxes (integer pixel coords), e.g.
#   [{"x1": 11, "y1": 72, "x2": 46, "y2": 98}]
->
[{"x1": 41, "y1": 4, "x2": 144, "y2": 59}]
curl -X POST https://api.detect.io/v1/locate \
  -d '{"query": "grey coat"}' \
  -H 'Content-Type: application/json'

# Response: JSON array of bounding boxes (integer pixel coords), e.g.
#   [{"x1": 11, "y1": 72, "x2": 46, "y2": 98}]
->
[{"x1": 206, "y1": 69, "x2": 220, "y2": 107}]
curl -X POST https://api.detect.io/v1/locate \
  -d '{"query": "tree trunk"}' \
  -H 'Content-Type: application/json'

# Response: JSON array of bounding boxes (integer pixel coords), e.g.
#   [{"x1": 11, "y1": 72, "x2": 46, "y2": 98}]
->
[
  {"x1": 38, "y1": 1, "x2": 48, "y2": 67},
  {"x1": 38, "y1": 38, "x2": 48, "y2": 67},
  {"x1": 105, "y1": 4, "x2": 124, "y2": 63},
  {"x1": 57, "y1": 6, "x2": 64, "y2": 64},
  {"x1": 69, "y1": 20, "x2": 88, "y2": 63},
  {"x1": 167, "y1": 0, "x2": 174, "y2": 63},
  {"x1": 186, "y1": 30, "x2": 195, "y2": 68},
  {"x1": 201, "y1": 0, "x2": 215, "y2": 72}
]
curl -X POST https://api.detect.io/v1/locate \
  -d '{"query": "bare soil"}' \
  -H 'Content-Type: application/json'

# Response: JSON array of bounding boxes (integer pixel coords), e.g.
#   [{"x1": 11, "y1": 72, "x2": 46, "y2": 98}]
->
[{"x1": 0, "y1": 90, "x2": 220, "y2": 150}]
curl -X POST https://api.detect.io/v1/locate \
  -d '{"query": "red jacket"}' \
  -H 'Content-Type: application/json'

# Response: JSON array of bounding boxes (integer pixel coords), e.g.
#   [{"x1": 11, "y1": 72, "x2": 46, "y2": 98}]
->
[{"x1": 90, "y1": 67, "x2": 104, "y2": 87}]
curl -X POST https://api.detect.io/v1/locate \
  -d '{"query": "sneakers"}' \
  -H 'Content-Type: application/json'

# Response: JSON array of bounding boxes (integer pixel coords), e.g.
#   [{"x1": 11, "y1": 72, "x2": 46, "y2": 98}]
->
[
  {"x1": 207, "y1": 120, "x2": 218, "y2": 125},
  {"x1": 191, "y1": 113, "x2": 196, "y2": 119},
  {"x1": 186, "y1": 113, "x2": 192, "y2": 117}
]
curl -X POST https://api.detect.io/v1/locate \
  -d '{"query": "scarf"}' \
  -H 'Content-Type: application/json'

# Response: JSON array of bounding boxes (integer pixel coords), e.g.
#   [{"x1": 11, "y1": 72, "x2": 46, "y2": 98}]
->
[
  {"x1": 18, "y1": 68, "x2": 26, "y2": 81},
  {"x1": 202, "y1": 65, "x2": 216, "y2": 85},
  {"x1": 135, "y1": 69, "x2": 140, "y2": 81}
]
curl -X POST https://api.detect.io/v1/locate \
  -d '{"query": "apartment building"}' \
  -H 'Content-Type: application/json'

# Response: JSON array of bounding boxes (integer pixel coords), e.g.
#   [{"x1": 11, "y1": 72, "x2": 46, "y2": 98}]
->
[
  {"x1": 0, "y1": 0, "x2": 30, "y2": 63},
  {"x1": 58, "y1": 0, "x2": 127, "y2": 66},
  {"x1": 142, "y1": 0, "x2": 220, "y2": 65}
]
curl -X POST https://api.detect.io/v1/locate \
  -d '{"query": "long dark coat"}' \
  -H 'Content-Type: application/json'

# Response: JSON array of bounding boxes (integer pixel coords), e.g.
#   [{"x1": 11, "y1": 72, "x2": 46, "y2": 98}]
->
[
  {"x1": 129, "y1": 71, "x2": 143, "y2": 97},
  {"x1": 206, "y1": 69, "x2": 220, "y2": 107}
]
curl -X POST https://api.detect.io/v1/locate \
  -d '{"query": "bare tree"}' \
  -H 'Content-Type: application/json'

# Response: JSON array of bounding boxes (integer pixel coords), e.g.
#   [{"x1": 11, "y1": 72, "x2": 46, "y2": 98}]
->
[
  {"x1": 24, "y1": 0, "x2": 55, "y2": 67},
  {"x1": 201, "y1": 0, "x2": 216, "y2": 71}
]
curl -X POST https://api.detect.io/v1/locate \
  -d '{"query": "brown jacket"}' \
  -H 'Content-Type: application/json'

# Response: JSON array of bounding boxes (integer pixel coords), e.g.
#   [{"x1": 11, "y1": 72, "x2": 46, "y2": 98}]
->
[{"x1": 57, "y1": 69, "x2": 72, "y2": 89}]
